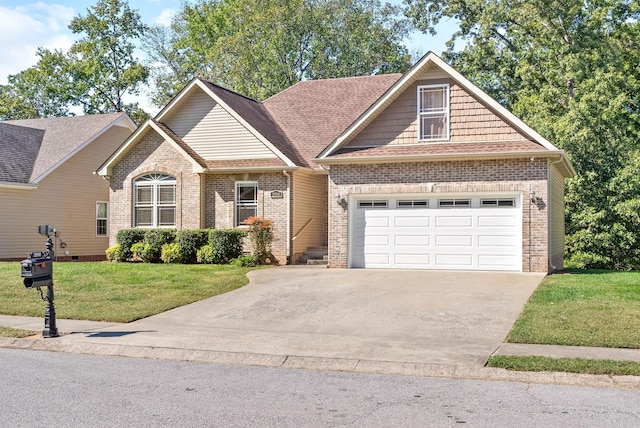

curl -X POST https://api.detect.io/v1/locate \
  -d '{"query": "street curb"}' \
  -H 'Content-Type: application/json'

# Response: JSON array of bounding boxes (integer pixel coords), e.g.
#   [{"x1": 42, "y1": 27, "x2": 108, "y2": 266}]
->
[{"x1": 1, "y1": 337, "x2": 638, "y2": 390}]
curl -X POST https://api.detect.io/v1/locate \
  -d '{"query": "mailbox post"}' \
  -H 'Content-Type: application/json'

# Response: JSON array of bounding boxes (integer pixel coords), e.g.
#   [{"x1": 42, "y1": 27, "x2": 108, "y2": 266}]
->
[{"x1": 20, "y1": 225, "x2": 59, "y2": 338}]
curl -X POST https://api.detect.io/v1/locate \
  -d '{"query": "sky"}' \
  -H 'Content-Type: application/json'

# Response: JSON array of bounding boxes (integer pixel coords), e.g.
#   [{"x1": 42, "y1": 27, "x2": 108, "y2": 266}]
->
[{"x1": 0, "y1": 0, "x2": 458, "y2": 111}]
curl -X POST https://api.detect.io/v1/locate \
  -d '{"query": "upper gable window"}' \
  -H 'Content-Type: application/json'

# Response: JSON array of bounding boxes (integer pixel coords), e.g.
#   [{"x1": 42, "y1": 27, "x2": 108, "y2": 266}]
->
[{"x1": 418, "y1": 84, "x2": 450, "y2": 141}]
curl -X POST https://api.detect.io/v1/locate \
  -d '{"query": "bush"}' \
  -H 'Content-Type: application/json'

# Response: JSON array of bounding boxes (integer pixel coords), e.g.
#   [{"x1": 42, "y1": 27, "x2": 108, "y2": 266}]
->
[
  {"x1": 244, "y1": 217, "x2": 274, "y2": 264},
  {"x1": 143, "y1": 229, "x2": 176, "y2": 263},
  {"x1": 161, "y1": 243, "x2": 182, "y2": 263},
  {"x1": 176, "y1": 229, "x2": 209, "y2": 264},
  {"x1": 116, "y1": 228, "x2": 146, "y2": 260},
  {"x1": 130, "y1": 242, "x2": 148, "y2": 262},
  {"x1": 209, "y1": 229, "x2": 246, "y2": 264},
  {"x1": 105, "y1": 244, "x2": 124, "y2": 262},
  {"x1": 232, "y1": 255, "x2": 259, "y2": 267},
  {"x1": 196, "y1": 244, "x2": 216, "y2": 264}
]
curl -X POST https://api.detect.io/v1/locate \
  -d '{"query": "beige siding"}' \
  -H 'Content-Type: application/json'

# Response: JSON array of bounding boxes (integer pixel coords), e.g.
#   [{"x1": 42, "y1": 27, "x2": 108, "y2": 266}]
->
[
  {"x1": 0, "y1": 125, "x2": 132, "y2": 259},
  {"x1": 549, "y1": 164, "x2": 566, "y2": 270},
  {"x1": 163, "y1": 86, "x2": 277, "y2": 160},
  {"x1": 291, "y1": 171, "x2": 328, "y2": 259},
  {"x1": 346, "y1": 78, "x2": 527, "y2": 148}
]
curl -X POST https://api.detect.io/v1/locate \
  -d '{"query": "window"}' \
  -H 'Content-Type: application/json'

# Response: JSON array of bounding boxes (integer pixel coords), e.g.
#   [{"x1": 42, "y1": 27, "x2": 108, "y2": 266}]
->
[
  {"x1": 481, "y1": 198, "x2": 516, "y2": 208},
  {"x1": 96, "y1": 202, "x2": 108, "y2": 236},
  {"x1": 357, "y1": 200, "x2": 388, "y2": 209},
  {"x1": 236, "y1": 182, "x2": 258, "y2": 226},
  {"x1": 134, "y1": 173, "x2": 176, "y2": 227},
  {"x1": 397, "y1": 199, "x2": 429, "y2": 208},
  {"x1": 438, "y1": 198, "x2": 470, "y2": 208},
  {"x1": 418, "y1": 84, "x2": 449, "y2": 141}
]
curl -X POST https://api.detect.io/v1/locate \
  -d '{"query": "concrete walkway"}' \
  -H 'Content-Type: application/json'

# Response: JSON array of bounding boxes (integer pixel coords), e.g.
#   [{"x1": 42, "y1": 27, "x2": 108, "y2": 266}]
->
[{"x1": 1, "y1": 266, "x2": 638, "y2": 389}]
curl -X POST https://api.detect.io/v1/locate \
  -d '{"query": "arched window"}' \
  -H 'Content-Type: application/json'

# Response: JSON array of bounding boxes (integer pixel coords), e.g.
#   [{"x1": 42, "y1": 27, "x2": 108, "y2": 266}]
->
[{"x1": 134, "y1": 173, "x2": 176, "y2": 227}]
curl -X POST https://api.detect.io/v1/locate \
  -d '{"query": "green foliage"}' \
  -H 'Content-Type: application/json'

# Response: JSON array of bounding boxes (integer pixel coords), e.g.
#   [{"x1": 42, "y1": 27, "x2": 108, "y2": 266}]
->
[
  {"x1": 176, "y1": 229, "x2": 210, "y2": 264},
  {"x1": 0, "y1": 0, "x2": 149, "y2": 119},
  {"x1": 487, "y1": 355, "x2": 640, "y2": 376},
  {"x1": 144, "y1": 0, "x2": 411, "y2": 105},
  {"x1": 196, "y1": 244, "x2": 216, "y2": 264},
  {"x1": 405, "y1": 0, "x2": 640, "y2": 269},
  {"x1": 232, "y1": 255, "x2": 259, "y2": 267},
  {"x1": 160, "y1": 243, "x2": 182, "y2": 264},
  {"x1": 116, "y1": 228, "x2": 146, "y2": 260},
  {"x1": 105, "y1": 244, "x2": 125, "y2": 262},
  {"x1": 209, "y1": 229, "x2": 246, "y2": 264},
  {"x1": 130, "y1": 242, "x2": 148, "y2": 262},
  {"x1": 143, "y1": 229, "x2": 176, "y2": 263}
]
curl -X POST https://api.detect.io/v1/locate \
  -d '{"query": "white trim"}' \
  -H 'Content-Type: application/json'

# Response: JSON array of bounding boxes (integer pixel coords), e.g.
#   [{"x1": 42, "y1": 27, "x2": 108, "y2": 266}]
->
[
  {"x1": 133, "y1": 173, "x2": 177, "y2": 228},
  {"x1": 318, "y1": 52, "x2": 563, "y2": 159},
  {"x1": 97, "y1": 120, "x2": 206, "y2": 176},
  {"x1": 156, "y1": 79, "x2": 296, "y2": 168},
  {"x1": 0, "y1": 182, "x2": 37, "y2": 190},
  {"x1": 34, "y1": 113, "x2": 136, "y2": 184},
  {"x1": 235, "y1": 181, "x2": 259, "y2": 227},
  {"x1": 96, "y1": 201, "x2": 108, "y2": 237},
  {"x1": 417, "y1": 83, "x2": 450, "y2": 142}
]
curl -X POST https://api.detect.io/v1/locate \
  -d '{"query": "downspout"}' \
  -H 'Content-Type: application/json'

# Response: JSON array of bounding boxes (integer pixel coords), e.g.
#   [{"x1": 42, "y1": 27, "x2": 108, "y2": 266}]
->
[
  {"x1": 283, "y1": 170, "x2": 291, "y2": 264},
  {"x1": 548, "y1": 157, "x2": 565, "y2": 272}
]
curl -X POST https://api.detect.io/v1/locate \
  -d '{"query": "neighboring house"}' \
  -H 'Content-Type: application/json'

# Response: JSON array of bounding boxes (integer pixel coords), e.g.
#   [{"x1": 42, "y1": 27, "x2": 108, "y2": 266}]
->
[
  {"x1": 0, "y1": 114, "x2": 136, "y2": 261},
  {"x1": 98, "y1": 52, "x2": 574, "y2": 272}
]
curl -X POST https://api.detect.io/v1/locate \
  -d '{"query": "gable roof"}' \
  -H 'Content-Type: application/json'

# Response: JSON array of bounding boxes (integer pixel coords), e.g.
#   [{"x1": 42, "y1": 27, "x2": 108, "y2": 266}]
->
[
  {"x1": 315, "y1": 52, "x2": 575, "y2": 176},
  {"x1": 1, "y1": 113, "x2": 135, "y2": 186},
  {"x1": 263, "y1": 74, "x2": 401, "y2": 169}
]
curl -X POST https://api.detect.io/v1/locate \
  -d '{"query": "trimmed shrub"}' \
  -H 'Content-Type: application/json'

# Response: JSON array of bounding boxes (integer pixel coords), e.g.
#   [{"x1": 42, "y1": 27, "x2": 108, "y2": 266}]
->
[
  {"x1": 143, "y1": 229, "x2": 176, "y2": 263},
  {"x1": 161, "y1": 243, "x2": 182, "y2": 263},
  {"x1": 244, "y1": 217, "x2": 274, "y2": 264},
  {"x1": 176, "y1": 229, "x2": 209, "y2": 264},
  {"x1": 130, "y1": 242, "x2": 147, "y2": 262},
  {"x1": 209, "y1": 229, "x2": 246, "y2": 264},
  {"x1": 116, "y1": 228, "x2": 146, "y2": 260},
  {"x1": 196, "y1": 244, "x2": 216, "y2": 264},
  {"x1": 105, "y1": 244, "x2": 124, "y2": 262},
  {"x1": 232, "y1": 255, "x2": 259, "y2": 267}
]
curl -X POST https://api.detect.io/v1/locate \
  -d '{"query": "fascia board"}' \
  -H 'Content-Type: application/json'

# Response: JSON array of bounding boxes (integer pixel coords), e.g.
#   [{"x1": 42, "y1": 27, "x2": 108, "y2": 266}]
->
[
  {"x1": 0, "y1": 181, "x2": 37, "y2": 190},
  {"x1": 205, "y1": 166, "x2": 299, "y2": 174},
  {"x1": 97, "y1": 119, "x2": 152, "y2": 176},
  {"x1": 194, "y1": 80, "x2": 297, "y2": 167},
  {"x1": 34, "y1": 113, "x2": 136, "y2": 184}
]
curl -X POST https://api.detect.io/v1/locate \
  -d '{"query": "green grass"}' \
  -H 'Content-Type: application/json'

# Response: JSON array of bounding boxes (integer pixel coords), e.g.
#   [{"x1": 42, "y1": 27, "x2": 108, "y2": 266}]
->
[
  {"x1": 0, "y1": 326, "x2": 38, "y2": 338},
  {"x1": 0, "y1": 261, "x2": 260, "y2": 323},
  {"x1": 488, "y1": 355, "x2": 640, "y2": 376},
  {"x1": 507, "y1": 270, "x2": 640, "y2": 349}
]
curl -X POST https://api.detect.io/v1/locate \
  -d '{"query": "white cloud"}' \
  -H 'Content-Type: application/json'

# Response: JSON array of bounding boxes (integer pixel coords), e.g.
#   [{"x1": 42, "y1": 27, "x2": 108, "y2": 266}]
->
[
  {"x1": 0, "y1": 3, "x2": 76, "y2": 84},
  {"x1": 154, "y1": 8, "x2": 175, "y2": 26}
]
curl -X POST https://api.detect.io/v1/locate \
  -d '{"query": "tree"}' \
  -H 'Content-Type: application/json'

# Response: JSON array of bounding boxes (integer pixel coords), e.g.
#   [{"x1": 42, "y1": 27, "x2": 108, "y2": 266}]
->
[
  {"x1": 145, "y1": 0, "x2": 411, "y2": 105},
  {"x1": 406, "y1": 0, "x2": 640, "y2": 269},
  {"x1": 0, "y1": 0, "x2": 149, "y2": 123}
]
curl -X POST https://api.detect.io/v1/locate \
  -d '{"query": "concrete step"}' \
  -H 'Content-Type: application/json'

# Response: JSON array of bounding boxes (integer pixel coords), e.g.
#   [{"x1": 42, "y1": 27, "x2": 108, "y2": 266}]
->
[{"x1": 307, "y1": 258, "x2": 328, "y2": 266}]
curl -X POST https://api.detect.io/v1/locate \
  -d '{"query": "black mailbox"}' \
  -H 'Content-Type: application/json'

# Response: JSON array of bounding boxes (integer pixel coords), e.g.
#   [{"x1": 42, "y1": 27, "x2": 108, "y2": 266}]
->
[{"x1": 20, "y1": 257, "x2": 53, "y2": 289}]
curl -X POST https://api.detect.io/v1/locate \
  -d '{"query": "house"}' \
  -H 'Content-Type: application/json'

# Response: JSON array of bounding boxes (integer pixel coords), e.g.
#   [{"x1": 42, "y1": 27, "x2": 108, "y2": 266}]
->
[
  {"x1": 0, "y1": 113, "x2": 136, "y2": 261},
  {"x1": 98, "y1": 52, "x2": 574, "y2": 272}
]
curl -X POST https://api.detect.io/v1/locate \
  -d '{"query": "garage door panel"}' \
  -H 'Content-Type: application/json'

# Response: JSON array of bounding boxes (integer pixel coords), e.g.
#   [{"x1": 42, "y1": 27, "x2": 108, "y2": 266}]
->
[
  {"x1": 435, "y1": 216, "x2": 473, "y2": 228},
  {"x1": 435, "y1": 235, "x2": 473, "y2": 247},
  {"x1": 352, "y1": 196, "x2": 521, "y2": 271}
]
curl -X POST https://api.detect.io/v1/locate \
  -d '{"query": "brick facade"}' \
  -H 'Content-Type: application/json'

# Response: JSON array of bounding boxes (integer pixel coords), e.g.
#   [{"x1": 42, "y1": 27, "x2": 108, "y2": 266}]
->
[
  {"x1": 109, "y1": 130, "x2": 290, "y2": 264},
  {"x1": 328, "y1": 158, "x2": 550, "y2": 272}
]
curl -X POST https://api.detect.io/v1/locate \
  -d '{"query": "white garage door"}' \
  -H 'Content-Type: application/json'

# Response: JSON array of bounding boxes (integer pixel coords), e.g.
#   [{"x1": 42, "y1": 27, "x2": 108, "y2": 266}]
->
[{"x1": 350, "y1": 195, "x2": 522, "y2": 271}]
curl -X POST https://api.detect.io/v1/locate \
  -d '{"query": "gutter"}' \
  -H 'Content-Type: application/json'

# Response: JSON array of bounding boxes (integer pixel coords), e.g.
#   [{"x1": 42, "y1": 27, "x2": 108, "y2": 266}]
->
[{"x1": 0, "y1": 182, "x2": 37, "y2": 190}]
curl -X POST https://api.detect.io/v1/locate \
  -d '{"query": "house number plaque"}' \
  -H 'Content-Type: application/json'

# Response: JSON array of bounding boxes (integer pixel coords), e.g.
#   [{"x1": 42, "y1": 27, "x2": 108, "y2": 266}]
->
[{"x1": 270, "y1": 191, "x2": 283, "y2": 199}]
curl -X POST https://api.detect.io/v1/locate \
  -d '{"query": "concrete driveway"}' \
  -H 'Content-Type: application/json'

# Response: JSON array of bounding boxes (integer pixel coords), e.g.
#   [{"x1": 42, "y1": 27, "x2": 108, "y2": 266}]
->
[{"x1": 60, "y1": 266, "x2": 544, "y2": 367}]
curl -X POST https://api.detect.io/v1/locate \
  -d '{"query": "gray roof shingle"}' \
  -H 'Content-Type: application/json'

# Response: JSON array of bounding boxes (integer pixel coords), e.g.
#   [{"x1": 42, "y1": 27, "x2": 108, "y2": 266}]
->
[{"x1": 0, "y1": 123, "x2": 44, "y2": 183}]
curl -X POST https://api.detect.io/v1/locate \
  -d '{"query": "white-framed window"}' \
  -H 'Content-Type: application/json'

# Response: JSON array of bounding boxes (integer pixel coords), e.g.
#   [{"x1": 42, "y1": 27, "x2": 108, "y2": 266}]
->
[
  {"x1": 236, "y1": 182, "x2": 258, "y2": 226},
  {"x1": 481, "y1": 198, "x2": 516, "y2": 208},
  {"x1": 134, "y1": 173, "x2": 176, "y2": 227},
  {"x1": 357, "y1": 200, "x2": 389, "y2": 209},
  {"x1": 438, "y1": 198, "x2": 470, "y2": 208},
  {"x1": 96, "y1": 201, "x2": 108, "y2": 236},
  {"x1": 418, "y1": 84, "x2": 449, "y2": 141},
  {"x1": 397, "y1": 199, "x2": 429, "y2": 208}
]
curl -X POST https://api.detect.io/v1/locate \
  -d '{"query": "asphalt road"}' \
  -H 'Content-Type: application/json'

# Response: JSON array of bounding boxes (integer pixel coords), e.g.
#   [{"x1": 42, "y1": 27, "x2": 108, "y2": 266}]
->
[{"x1": 1, "y1": 349, "x2": 638, "y2": 427}]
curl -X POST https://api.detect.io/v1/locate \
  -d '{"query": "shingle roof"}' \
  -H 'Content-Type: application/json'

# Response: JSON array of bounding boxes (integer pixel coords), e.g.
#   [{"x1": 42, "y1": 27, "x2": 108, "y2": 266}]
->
[
  {"x1": 263, "y1": 74, "x2": 402, "y2": 168},
  {"x1": 329, "y1": 140, "x2": 549, "y2": 159},
  {"x1": 4, "y1": 113, "x2": 125, "y2": 183},
  {"x1": 199, "y1": 80, "x2": 305, "y2": 167},
  {"x1": 0, "y1": 123, "x2": 44, "y2": 183},
  {"x1": 153, "y1": 120, "x2": 207, "y2": 168}
]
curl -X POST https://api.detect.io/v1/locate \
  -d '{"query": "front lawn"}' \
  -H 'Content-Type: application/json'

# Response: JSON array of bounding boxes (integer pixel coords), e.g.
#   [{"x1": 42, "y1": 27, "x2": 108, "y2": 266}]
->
[
  {"x1": 506, "y1": 270, "x2": 640, "y2": 349},
  {"x1": 0, "y1": 261, "x2": 259, "y2": 323},
  {"x1": 488, "y1": 355, "x2": 640, "y2": 377}
]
